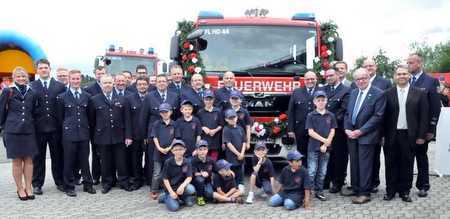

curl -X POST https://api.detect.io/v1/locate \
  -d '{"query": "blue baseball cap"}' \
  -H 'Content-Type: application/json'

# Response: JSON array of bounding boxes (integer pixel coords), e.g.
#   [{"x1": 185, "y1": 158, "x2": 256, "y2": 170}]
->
[
  {"x1": 230, "y1": 90, "x2": 243, "y2": 99},
  {"x1": 171, "y1": 139, "x2": 186, "y2": 147},
  {"x1": 287, "y1": 150, "x2": 304, "y2": 161},
  {"x1": 216, "y1": 159, "x2": 232, "y2": 170},
  {"x1": 313, "y1": 90, "x2": 327, "y2": 98},
  {"x1": 255, "y1": 141, "x2": 267, "y2": 150},
  {"x1": 203, "y1": 90, "x2": 215, "y2": 99},
  {"x1": 159, "y1": 103, "x2": 172, "y2": 112},
  {"x1": 224, "y1": 108, "x2": 237, "y2": 119},
  {"x1": 195, "y1": 140, "x2": 209, "y2": 149},
  {"x1": 180, "y1": 100, "x2": 193, "y2": 107}
]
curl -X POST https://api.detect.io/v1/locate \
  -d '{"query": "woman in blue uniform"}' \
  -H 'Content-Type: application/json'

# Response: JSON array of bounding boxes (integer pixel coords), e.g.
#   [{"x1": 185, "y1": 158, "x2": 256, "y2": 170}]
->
[{"x1": 0, "y1": 67, "x2": 39, "y2": 200}]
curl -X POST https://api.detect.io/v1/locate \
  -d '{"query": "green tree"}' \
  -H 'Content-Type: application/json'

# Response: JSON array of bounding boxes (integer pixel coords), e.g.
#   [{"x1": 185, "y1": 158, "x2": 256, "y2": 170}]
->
[
  {"x1": 81, "y1": 74, "x2": 96, "y2": 88},
  {"x1": 409, "y1": 39, "x2": 450, "y2": 73}
]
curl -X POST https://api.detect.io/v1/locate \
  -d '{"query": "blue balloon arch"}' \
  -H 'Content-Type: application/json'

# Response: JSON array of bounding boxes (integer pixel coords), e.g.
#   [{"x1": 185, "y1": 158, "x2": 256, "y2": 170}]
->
[{"x1": 0, "y1": 30, "x2": 47, "y2": 62}]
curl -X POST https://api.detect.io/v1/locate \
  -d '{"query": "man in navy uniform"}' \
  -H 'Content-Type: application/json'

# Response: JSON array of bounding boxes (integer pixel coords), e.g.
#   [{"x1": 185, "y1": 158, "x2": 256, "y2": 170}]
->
[
  {"x1": 140, "y1": 74, "x2": 179, "y2": 187},
  {"x1": 31, "y1": 58, "x2": 66, "y2": 195},
  {"x1": 407, "y1": 53, "x2": 441, "y2": 198},
  {"x1": 56, "y1": 69, "x2": 96, "y2": 197},
  {"x1": 180, "y1": 73, "x2": 206, "y2": 115},
  {"x1": 114, "y1": 73, "x2": 133, "y2": 96},
  {"x1": 125, "y1": 76, "x2": 149, "y2": 190},
  {"x1": 213, "y1": 71, "x2": 245, "y2": 111},
  {"x1": 167, "y1": 65, "x2": 190, "y2": 94},
  {"x1": 323, "y1": 67, "x2": 351, "y2": 193},
  {"x1": 342, "y1": 68, "x2": 386, "y2": 204},
  {"x1": 126, "y1": 65, "x2": 156, "y2": 93},
  {"x1": 287, "y1": 71, "x2": 320, "y2": 167},
  {"x1": 84, "y1": 66, "x2": 107, "y2": 185},
  {"x1": 88, "y1": 75, "x2": 133, "y2": 194}
]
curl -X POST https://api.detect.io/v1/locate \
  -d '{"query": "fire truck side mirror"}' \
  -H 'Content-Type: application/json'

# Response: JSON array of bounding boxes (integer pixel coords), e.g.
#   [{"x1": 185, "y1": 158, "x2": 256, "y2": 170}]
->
[
  {"x1": 334, "y1": 37, "x2": 343, "y2": 61},
  {"x1": 187, "y1": 29, "x2": 204, "y2": 40},
  {"x1": 170, "y1": 35, "x2": 180, "y2": 60}
]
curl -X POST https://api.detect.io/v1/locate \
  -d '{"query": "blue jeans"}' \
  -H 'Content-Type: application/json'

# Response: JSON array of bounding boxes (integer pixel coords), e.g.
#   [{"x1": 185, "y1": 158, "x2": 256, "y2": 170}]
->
[
  {"x1": 268, "y1": 194, "x2": 299, "y2": 210},
  {"x1": 307, "y1": 151, "x2": 330, "y2": 194},
  {"x1": 151, "y1": 161, "x2": 163, "y2": 192},
  {"x1": 193, "y1": 176, "x2": 213, "y2": 198},
  {"x1": 165, "y1": 184, "x2": 196, "y2": 211}
]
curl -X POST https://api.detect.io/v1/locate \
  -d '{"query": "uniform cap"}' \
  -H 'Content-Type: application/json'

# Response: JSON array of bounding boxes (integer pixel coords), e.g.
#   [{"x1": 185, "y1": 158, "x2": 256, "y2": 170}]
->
[
  {"x1": 216, "y1": 159, "x2": 232, "y2": 170},
  {"x1": 195, "y1": 140, "x2": 209, "y2": 148},
  {"x1": 313, "y1": 90, "x2": 327, "y2": 98},
  {"x1": 159, "y1": 103, "x2": 172, "y2": 112},
  {"x1": 203, "y1": 90, "x2": 215, "y2": 99},
  {"x1": 224, "y1": 108, "x2": 237, "y2": 119},
  {"x1": 230, "y1": 90, "x2": 243, "y2": 99},
  {"x1": 287, "y1": 150, "x2": 304, "y2": 160},
  {"x1": 180, "y1": 100, "x2": 193, "y2": 107},
  {"x1": 255, "y1": 141, "x2": 267, "y2": 149},
  {"x1": 171, "y1": 139, "x2": 186, "y2": 147}
]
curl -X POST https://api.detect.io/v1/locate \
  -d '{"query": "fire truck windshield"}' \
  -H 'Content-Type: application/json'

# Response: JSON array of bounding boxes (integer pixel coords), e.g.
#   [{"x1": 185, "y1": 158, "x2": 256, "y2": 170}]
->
[
  {"x1": 197, "y1": 25, "x2": 317, "y2": 73},
  {"x1": 104, "y1": 55, "x2": 157, "y2": 75}
]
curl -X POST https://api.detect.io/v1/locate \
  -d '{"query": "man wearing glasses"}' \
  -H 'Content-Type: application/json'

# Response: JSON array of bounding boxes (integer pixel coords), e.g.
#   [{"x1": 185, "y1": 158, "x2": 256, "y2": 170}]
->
[{"x1": 342, "y1": 68, "x2": 386, "y2": 204}]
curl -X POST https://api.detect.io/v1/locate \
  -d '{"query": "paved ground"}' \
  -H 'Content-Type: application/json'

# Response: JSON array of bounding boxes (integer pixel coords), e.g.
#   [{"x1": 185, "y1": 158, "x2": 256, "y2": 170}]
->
[{"x1": 0, "y1": 140, "x2": 449, "y2": 219}]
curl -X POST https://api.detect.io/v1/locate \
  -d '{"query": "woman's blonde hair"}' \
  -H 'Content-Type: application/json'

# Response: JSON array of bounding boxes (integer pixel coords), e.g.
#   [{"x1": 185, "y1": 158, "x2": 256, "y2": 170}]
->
[{"x1": 12, "y1": 66, "x2": 30, "y2": 84}]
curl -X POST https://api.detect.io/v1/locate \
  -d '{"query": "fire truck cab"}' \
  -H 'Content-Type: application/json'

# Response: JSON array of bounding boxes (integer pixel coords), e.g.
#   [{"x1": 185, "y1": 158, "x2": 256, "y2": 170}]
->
[{"x1": 170, "y1": 10, "x2": 343, "y2": 160}]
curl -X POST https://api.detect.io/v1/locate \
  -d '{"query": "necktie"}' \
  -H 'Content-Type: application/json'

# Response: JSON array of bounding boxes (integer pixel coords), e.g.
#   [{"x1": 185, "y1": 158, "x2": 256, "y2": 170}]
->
[
  {"x1": 161, "y1": 93, "x2": 166, "y2": 102},
  {"x1": 119, "y1": 92, "x2": 123, "y2": 96},
  {"x1": 351, "y1": 91, "x2": 364, "y2": 125},
  {"x1": 176, "y1": 84, "x2": 180, "y2": 90},
  {"x1": 43, "y1": 81, "x2": 48, "y2": 89},
  {"x1": 107, "y1": 94, "x2": 111, "y2": 102},
  {"x1": 398, "y1": 89, "x2": 407, "y2": 129},
  {"x1": 140, "y1": 95, "x2": 144, "y2": 101},
  {"x1": 199, "y1": 91, "x2": 204, "y2": 98},
  {"x1": 74, "y1": 91, "x2": 80, "y2": 99},
  {"x1": 309, "y1": 89, "x2": 313, "y2": 96},
  {"x1": 411, "y1": 76, "x2": 417, "y2": 85}
]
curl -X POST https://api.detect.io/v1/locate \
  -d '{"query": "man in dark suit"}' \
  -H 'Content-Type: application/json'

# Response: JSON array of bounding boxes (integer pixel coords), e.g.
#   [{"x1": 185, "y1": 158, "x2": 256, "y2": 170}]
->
[
  {"x1": 287, "y1": 71, "x2": 321, "y2": 167},
  {"x1": 31, "y1": 58, "x2": 67, "y2": 195},
  {"x1": 84, "y1": 66, "x2": 107, "y2": 185},
  {"x1": 167, "y1": 64, "x2": 190, "y2": 94},
  {"x1": 407, "y1": 53, "x2": 441, "y2": 198},
  {"x1": 351, "y1": 59, "x2": 392, "y2": 193},
  {"x1": 125, "y1": 64, "x2": 156, "y2": 93},
  {"x1": 341, "y1": 68, "x2": 386, "y2": 204},
  {"x1": 323, "y1": 68, "x2": 351, "y2": 193},
  {"x1": 140, "y1": 74, "x2": 180, "y2": 186},
  {"x1": 125, "y1": 76, "x2": 149, "y2": 190},
  {"x1": 180, "y1": 73, "x2": 206, "y2": 115},
  {"x1": 214, "y1": 71, "x2": 245, "y2": 111},
  {"x1": 88, "y1": 75, "x2": 133, "y2": 194},
  {"x1": 382, "y1": 64, "x2": 429, "y2": 202},
  {"x1": 56, "y1": 70, "x2": 96, "y2": 197},
  {"x1": 114, "y1": 73, "x2": 133, "y2": 96},
  {"x1": 335, "y1": 61, "x2": 352, "y2": 87}
]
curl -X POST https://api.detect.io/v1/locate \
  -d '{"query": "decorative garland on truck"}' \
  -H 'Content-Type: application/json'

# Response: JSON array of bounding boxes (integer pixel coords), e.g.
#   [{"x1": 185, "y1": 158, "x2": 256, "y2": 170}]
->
[{"x1": 313, "y1": 20, "x2": 340, "y2": 83}]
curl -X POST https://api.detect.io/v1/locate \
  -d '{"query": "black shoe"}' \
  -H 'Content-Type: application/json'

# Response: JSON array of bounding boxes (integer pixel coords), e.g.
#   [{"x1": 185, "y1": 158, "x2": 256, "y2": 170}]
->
[
  {"x1": 329, "y1": 186, "x2": 342, "y2": 194},
  {"x1": 400, "y1": 194, "x2": 412, "y2": 202},
  {"x1": 66, "y1": 189, "x2": 77, "y2": 197},
  {"x1": 34, "y1": 187, "x2": 43, "y2": 195},
  {"x1": 93, "y1": 179, "x2": 100, "y2": 185},
  {"x1": 84, "y1": 187, "x2": 97, "y2": 194},
  {"x1": 25, "y1": 190, "x2": 35, "y2": 200},
  {"x1": 370, "y1": 186, "x2": 378, "y2": 193},
  {"x1": 120, "y1": 185, "x2": 133, "y2": 192},
  {"x1": 383, "y1": 193, "x2": 394, "y2": 201},
  {"x1": 101, "y1": 187, "x2": 111, "y2": 194},
  {"x1": 17, "y1": 191, "x2": 28, "y2": 201},
  {"x1": 418, "y1": 190, "x2": 428, "y2": 197},
  {"x1": 130, "y1": 185, "x2": 140, "y2": 191},
  {"x1": 57, "y1": 185, "x2": 66, "y2": 193}
]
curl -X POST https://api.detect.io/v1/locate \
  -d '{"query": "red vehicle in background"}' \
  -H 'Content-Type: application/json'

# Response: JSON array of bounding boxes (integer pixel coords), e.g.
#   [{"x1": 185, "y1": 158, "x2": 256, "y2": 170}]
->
[
  {"x1": 94, "y1": 45, "x2": 166, "y2": 79},
  {"x1": 170, "y1": 10, "x2": 343, "y2": 159}
]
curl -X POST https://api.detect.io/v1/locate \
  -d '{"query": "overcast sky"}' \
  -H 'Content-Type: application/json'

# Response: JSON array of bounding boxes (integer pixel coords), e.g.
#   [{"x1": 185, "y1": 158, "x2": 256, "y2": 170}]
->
[{"x1": 2, "y1": 0, "x2": 449, "y2": 76}]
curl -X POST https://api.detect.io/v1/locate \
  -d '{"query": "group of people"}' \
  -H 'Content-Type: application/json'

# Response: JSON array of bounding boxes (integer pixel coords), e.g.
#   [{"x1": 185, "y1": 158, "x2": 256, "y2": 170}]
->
[{"x1": 0, "y1": 52, "x2": 441, "y2": 212}]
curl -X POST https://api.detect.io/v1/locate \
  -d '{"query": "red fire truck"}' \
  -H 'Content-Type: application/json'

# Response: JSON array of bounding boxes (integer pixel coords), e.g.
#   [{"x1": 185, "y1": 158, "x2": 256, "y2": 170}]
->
[
  {"x1": 170, "y1": 10, "x2": 343, "y2": 159},
  {"x1": 94, "y1": 45, "x2": 166, "y2": 77}
]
